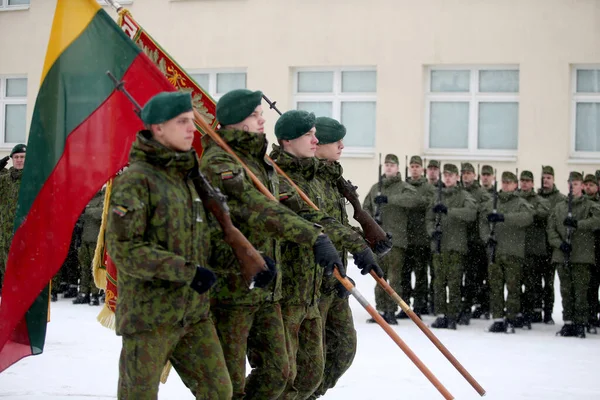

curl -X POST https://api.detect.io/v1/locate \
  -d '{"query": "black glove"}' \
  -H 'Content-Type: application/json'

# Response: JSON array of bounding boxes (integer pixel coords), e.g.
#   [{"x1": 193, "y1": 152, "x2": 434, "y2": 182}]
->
[
  {"x1": 431, "y1": 230, "x2": 442, "y2": 243},
  {"x1": 0, "y1": 155, "x2": 9, "y2": 170},
  {"x1": 335, "y1": 276, "x2": 355, "y2": 299},
  {"x1": 374, "y1": 195, "x2": 388, "y2": 205},
  {"x1": 563, "y1": 216, "x2": 578, "y2": 229},
  {"x1": 559, "y1": 241, "x2": 572, "y2": 254},
  {"x1": 373, "y1": 232, "x2": 393, "y2": 256},
  {"x1": 252, "y1": 256, "x2": 277, "y2": 289},
  {"x1": 533, "y1": 214, "x2": 547, "y2": 224},
  {"x1": 190, "y1": 266, "x2": 217, "y2": 295},
  {"x1": 432, "y1": 203, "x2": 448, "y2": 214},
  {"x1": 313, "y1": 235, "x2": 345, "y2": 277},
  {"x1": 353, "y1": 247, "x2": 384, "y2": 278},
  {"x1": 487, "y1": 213, "x2": 505, "y2": 223}
]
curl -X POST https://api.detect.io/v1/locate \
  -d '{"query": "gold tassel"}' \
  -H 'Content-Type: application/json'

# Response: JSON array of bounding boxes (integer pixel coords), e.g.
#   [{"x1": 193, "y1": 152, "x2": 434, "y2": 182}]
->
[
  {"x1": 93, "y1": 179, "x2": 113, "y2": 289},
  {"x1": 96, "y1": 302, "x2": 116, "y2": 330}
]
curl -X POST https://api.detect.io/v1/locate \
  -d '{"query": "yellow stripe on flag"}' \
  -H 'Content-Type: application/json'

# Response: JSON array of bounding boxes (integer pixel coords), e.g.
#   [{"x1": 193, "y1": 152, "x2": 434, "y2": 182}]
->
[{"x1": 41, "y1": 0, "x2": 101, "y2": 83}]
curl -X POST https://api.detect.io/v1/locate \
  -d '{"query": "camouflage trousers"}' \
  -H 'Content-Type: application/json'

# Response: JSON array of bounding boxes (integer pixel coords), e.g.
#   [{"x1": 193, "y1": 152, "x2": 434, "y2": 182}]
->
[
  {"x1": 118, "y1": 318, "x2": 231, "y2": 400},
  {"x1": 278, "y1": 304, "x2": 324, "y2": 400},
  {"x1": 521, "y1": 255, "x2": 546, "y2": 317},
  {"x1": 463, "y1": 242, "x2": 489, "y2": 313},
  {"x1": 77, "y1": 242, "x2": 99, "y2": 295},
  {"x1": 489, "y1": 255, "x2": 522, "y2": 320},
  {"x1": 213, "y1": 301, "x2": 289, "y2": 399},
  {"x1": 588, "y1": 263, "x2": 599, "y2": 323},
  {"x1": 375, "y1": 247, "x2": 405, "y2": 313},
  {"x1": 308, "y1": 292, "x2": 357, "y2": 399},
  {"x1": 433, "y1": 252, "x2": 464, "y2": 320},
  {"x1": 556, "y1": 263, "x2": 591, "y2": 325},
  {"x1": 404, "y1": 245, "x2": 430, "y2": 311}
]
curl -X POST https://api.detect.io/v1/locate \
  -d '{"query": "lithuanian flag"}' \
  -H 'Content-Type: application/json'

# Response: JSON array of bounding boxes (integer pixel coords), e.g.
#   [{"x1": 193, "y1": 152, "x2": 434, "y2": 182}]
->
[{"x1": 0, "y1": 0, "x2": 178, "y2": 372}]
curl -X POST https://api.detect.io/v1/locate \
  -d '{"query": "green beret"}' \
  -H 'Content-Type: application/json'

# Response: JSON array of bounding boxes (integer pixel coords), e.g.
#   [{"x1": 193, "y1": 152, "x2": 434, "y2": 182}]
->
[
  {"x1": 520, "y1": 170, "x2": 534, "y2": 181},
  {"x1": 481, "y1": 165, "x2": 494, "y2": 175},
  {"x1": 315, "y1": 117, "x2": 346, "y2": 144},
  {"x1": 385, "y1": 154, "x2": 399, "y2": 165},
  {"x1": 427, "y1": 159, "x2": 440, "y2": 168},
  {"x1": 216, "y1": 89, "x2": 263, "y2": 126},
  {"x1": 569, "y1": 171, "x2": 583, "y2": 182},
  {"x1": 275, "y1": 110, "x2": 316, "y2": 140},
  {"x1": 461, "y1": 162, "x2": 475, "y2": 173},
  {"x1": 542, "y1": 165, "x2": 555, "y2": 176},
  {"x1": 443, "y1": 163, "x2": 458, "y2": 174},
  {"x1": 501, "y1": 171, "x2": 517, "y2": 182},
  {"x1": 10, "y1": 143, "x2": 26, "y2": 157},
  {"x1": 141, "y1": 91, "x2": 193, "y2": 125},
  {"x1": 584, "y1": 174, "x2": 597, "y2": 184},
  {"x1": 409, "y1": 155, "x2": 423, "y2": 166}
]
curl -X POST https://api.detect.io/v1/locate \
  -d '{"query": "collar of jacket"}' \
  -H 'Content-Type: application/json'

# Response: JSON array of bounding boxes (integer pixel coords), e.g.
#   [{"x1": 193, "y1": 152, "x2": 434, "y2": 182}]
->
[
  {"x1": 318, "y1": 159, "x2": 343, "y2": 181},
  {"x1": 519, "y1": 189, "x2": 538, "y2": 199},
  {"x1": 205, "y1": 128, "x2": 268, "y2": 161},
  {"x1": 498, "y1": 190, "x2": 520, "y2": 202},
  {"x1": 442, "y1": 185, "x2": 461, "y2": 195},
  {"x1": 383, "y1": 174, "x2": 402, "y2": 187},
  {"x1": 538, "y1": 185, "x2": 560, "y2": 197},
  {"x1": 9, "y1": 166, "x2": 23, "y2": 181},
  {"x1": 463, "y1": 181, "x2": 481, "y2": 191},
  {"x1": 130, "y1": 130, "x2": 197, "y2": 174},
  {"x1": 270, "y1": 144, "x2": 318, "y2": 180},
  {"x1": 407, "y1": 176, "x2": 428, "y2": 186}
]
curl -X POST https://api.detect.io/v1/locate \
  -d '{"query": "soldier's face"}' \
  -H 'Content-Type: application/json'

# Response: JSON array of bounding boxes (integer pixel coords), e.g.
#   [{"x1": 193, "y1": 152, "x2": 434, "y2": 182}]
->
[
  {"x1": 11, "y1": 153, "x2": 25, "y2": 170},
  {"x1": 410, "y1": 163, "x2": 423, "y2": 179},
  {"x1": 520, "y1": 179, "x2": 534, "y2": 192},
  {"x1": 427, "y1": 167, "x2": 439, "y2": 181},
  {"x1": 227, "y1": 105, "x2": 265, "y2": 134},
  {"x1": 571, "y1": 180, "x2": 583, "y2": 196},
  {"x1": 481, "y1": 173, "x2": 494, "y2": 186},
  {"x1": 585, "y1": 182, "x2": 598, "y2": 195},
  {"x1": 502, "y1": 181, "x2": 518, "y2": 192},
  {"x1": 462, "y1": 171, "x2": 475, "y2": 185},
  {"x1": 542, "y1": 173, "x2": 554, "y2": 189},
  {"x1": 315, "y1": 140, "x2": 344, "y2": 161},
  {"x1": 384, "y1": 162, "x2": 399, "y2": 178},
  {"x1": 443, "y1": 172, "x2": 458, "y2": 187},
  {"x1": 153, "y1": 111, "x2": 195, "y2": 152},
  {"x1": 283, "y1": 128, "x2": 318, "y2": 158}
]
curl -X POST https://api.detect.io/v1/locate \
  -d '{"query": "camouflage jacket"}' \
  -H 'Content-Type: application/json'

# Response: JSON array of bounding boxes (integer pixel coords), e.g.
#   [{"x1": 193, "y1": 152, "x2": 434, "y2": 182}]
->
[
  {"x1": 80, "y1": 189, "x2": 105, "y2": 244},
  {"x1": 519, "y1": 189, "x2": 551, "y2": 256},
  {"x1": 538, "y1": 185, "x2": 567, "y2": 210},
  {"x1": 426, "y1": 185, "x2": 477, "y2": 254},
  {"x1": 199, "y1": 130, "x2": 322, "y2": 306},
  {"x1": 480, "y1": 191, "x2": 534, "y2": 259},
  {"x1": 0, "y1": 167, "x2": 23, "y2": 256},
  {"x1": 106, "y1": 131, "x2": 212, "y2": 336},
  {"x1": 462, "y1": 182, "x2": 491, "y2": 246},
  {"x1": 363, "y1": 174, "x2": 424, "y2": 249},
  {"x1": 547, "y1": 194, "x2": 600, "y2": 265},
  {"x1": 406, "y1": 176, "x2": 436, "y2": 247}
]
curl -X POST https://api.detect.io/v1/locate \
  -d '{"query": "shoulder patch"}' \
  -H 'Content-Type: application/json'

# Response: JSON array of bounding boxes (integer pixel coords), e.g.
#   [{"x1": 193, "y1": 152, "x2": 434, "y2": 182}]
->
[
  {"x1": 279, "y1": 192, "x2": 290, "y2": 201},
  {"x1": 221, "y1": 171, "x2": 234, "y2": 180},
  {"x1": 112, "y1": 205, "x2": 128, "y2": 217}
]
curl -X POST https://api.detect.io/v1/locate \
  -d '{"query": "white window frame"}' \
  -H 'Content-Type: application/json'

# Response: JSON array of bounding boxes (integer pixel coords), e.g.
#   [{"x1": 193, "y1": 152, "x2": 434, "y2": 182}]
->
[
  {"x1": 187, "y1": 68, "x2": 247, "y2": 101},
  {"x1": 424, "y1": 65, "x2": 519, "y2": 162},
  {"x1": 0, "y1": 0, "x2": 30, "y2": 11},
  {"x1": 292, "y1": 67, "x2": 377, "y2": 158},
  {"x1": 570, "y1": 65, "x2": 600, "y2": 163},
  {"x1": 0, "y1": 75, "x2": 27, "y2": 149},
  {"x1": 97, "y1": 0, "x2": 133, "y2": 6}
]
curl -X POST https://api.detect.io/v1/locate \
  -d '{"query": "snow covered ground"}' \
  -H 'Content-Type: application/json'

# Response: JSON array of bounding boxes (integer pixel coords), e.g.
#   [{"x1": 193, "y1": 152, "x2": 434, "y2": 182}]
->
[{"x1": 1, "y1": 271, "x2": 598, "y2": 400}]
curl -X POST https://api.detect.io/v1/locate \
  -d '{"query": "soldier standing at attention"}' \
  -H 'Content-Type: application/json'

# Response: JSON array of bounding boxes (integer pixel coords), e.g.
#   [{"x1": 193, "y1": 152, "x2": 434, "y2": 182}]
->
[
  {"x1": 363, "y1": 154, "x2": 423, "y2": 324},
  {"x1": 538, "y1": 165, "x2": 567, "y2": 324},
  {"x1": 460, "y1": 162, "x2": 491, "y2": 324},
  {"x1": 405, "y1": 155, "x2": 435, "y2": 316},
  {"x1": 0, "y1": 143, "x2": 26, "y2": 291},
  {"x1": 480, "y1": 165, "x2": 495, "y2": 194},
  {"x1": 199, "y1": 89, "x2": 343, "y2": 399},
  {"x1": 481, "y1": 171, "x2": 534, "y2": 334},
  {"x1": 584, "y1": 174, "x2": 600, "y2": 329},
  {"x1": 105, "y1": 92, "x2": 232, "y2": 399},
  {"x1": 519, "y1": 171, "x2": 550, "y2": 325},
  {"x1": 426, "y1": 163, "x2": 476, "y2": 330},
  {"x1": 549, "y1": 172, "x2": 600, "y2": 338}
]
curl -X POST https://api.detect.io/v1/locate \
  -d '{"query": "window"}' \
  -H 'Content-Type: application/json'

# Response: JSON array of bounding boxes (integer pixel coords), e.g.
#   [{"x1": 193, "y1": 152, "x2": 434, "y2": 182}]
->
[
  {"x1": 293, "y1": 68, "x2": 377, "y2": 156},
  {"x1": 572, "y1": 67, "x2": 600, "y2": 159},
  {"x1": 97, "y1": 0, "x2": 133, "y2": 5},
  {"x1": 425, "y1": 67, "x2": 519, "y2": 160},
  {"x1": 0, "y1": 0, "x2": 30, "y2": 10},
  {"x1": 0, "y1": 77, "x2": 27, "y2": 147},
  {"x1": 188, "y1": 70, "x2": 247, "y2": 101}
]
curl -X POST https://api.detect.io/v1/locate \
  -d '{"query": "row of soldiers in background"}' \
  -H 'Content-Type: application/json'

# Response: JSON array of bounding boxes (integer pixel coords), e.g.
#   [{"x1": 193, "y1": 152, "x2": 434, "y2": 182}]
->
[{"x1": 363, "y1": 155, "x2": 600, "y2": 338}]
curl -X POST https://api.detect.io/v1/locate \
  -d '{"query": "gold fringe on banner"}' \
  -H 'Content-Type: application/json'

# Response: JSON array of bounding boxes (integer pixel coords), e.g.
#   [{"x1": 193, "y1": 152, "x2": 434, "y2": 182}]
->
[{"x1": 93, "y1": 179, "x2": 113, "y2": 290}]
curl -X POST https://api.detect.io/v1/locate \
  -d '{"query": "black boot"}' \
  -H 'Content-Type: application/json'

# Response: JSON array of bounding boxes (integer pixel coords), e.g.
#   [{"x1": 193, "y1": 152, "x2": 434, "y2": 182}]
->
[
  {"x1": 51, "y1": 293, "x2": 58, "y2": 302},
  {"x1": 431, "y1": 316, "x2": 448, "y2": 329},
  {"x1": 72, "y1": 293, "x2": 90, "y2": 305},
  {"x1": 447, "y1": 318, "x2": 457, "y2": 330},
  {"x1": 575, "y1": 324, "x2": 586, "y2": 338},
  {"x1": 63, "y1": 285, "x2": 78, "y2": 299},
  {"x1": 382, "y1": 312, "x2": 398, "y2": 325},
  {"x1": 543, "y1": 312, "x2": 555, "y2": 325},
  {"x1": 505, "y1": 320, "x2": 516, "y2": 334},
  {"x1": 556, "y1": 323, "x2": 576, "y2": 337},
  {"x1": 488, "y1": 320, "x2": 506, "y2": 333},
  {"x1": 458, "y1": 311, "x2": 470, "y2": 326},
  {"x1": 89, "y1": 294, "x2": 100, "y2": 306},
  {"x1": 531, "y1": 310, "x2": 543, "y2": 323},
  {"x1": 396, "y1": 310, "x2": 409, "y2": 319},
  {"x1": 513, "y1": 314, "x2": 524, "y2": 328}
]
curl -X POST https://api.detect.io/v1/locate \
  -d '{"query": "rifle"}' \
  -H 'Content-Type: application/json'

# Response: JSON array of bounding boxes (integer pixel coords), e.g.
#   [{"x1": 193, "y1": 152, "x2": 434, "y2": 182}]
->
[
  {"x1": 516, "y1": 168, "x2": 519, "y2": 191},
  {"x1": 404, "y1": 155, "x2": 408, "y2": 183},
  {"x1": 106, "y1": 71, "x2": 267, "y2": 287},
  {"x1": 540, "y1": 165, "x2": 544, "y2": 192},
  {"x1": 423, "y1": 158, "x2": 427, "y2": 177},
  {"x1": 487, "y1": 169, "x2": 499, "y2": 264},
  {"x1": 374, "y1": 153, "x2": 383, "y2": 225},
  {"x1": 477, "y1": 163, "x2": 480, "y2": 185},
  {"x1": 564, "y1": 175, "x2": 574, "y2": 268},
  {"x1": 434, "y1": 173, "x2": 443, "y2": 254}
]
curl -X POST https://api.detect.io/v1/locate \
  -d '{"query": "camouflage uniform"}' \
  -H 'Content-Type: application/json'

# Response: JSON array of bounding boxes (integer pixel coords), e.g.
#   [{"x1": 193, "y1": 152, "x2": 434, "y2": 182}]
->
[
  {"x1": 363, "y1": 173, "x2": 424, "y2": 315},
  {"x1": 0, "y1": 167, "x2": 23, "y2": 290},
  {"x1": 75, "y1": 189, "x2": 104, "y2": 300},
  {"x1": 199, "y1": 130, "x2": 323, "y2": 399},
  {"x1": 426, "y1": 184, "x2": 477, "y2": 323},
  {"x1": 106, "y1": 132, "x2": 232, "y2": 400}
]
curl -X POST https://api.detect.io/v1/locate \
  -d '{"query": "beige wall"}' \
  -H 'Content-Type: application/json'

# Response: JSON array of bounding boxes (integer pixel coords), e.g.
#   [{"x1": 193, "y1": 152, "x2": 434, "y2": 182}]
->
[{"x1": 1, "y1": 0, "x2": 600, "y2": 193}]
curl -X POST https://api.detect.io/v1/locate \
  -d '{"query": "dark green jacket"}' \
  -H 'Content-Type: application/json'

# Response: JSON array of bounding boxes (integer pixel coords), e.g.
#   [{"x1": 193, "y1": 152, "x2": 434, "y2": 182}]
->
[
  {"x1": 200, "y1": 130, "x2": 322, "y2": 306},
  {"x1": 406, "y1": 176, "x2": 435, "y2": 247},
  {"x1": 463, "y1": 182, "x2": 491, "y2": 245},
  {"x1": 538, "y1": 185, "x2": 567, "y2": 210},
  {"x1": 519, "y1": 189, "x2": 551, "y2": 256},
  {"x1": 106, "y1": 131, "x2": 211, "y2": 336},
  {"x1": 480, "y1": 191, "x2": 534, "y2": 259},
  {"x1": 0, "y1": 167, "x2": 23, "y2": 260},
  {"x1": 363, "y1": 174, "x2": 424, "y2": 250},
  {"x1": 81, "y1": 189, "x2": 105, "y2": 244},
  {"x1": 426, "y1": 185, "x2": 477, "y2": 254},
  {"x1": 547, "y1": 194, "x2": 600, "y2": 264}
]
